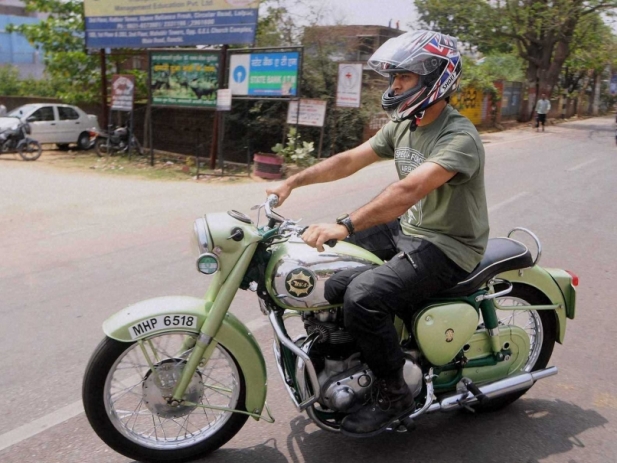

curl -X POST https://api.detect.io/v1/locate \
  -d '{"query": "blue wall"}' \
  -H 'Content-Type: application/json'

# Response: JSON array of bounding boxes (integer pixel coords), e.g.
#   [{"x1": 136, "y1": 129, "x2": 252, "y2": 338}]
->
[{"x1": 0, "y1": 14, "x2": 43, "y2": 77}]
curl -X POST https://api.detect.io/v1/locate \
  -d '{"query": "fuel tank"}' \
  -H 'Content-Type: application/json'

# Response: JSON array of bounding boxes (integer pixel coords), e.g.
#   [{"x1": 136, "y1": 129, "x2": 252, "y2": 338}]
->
[{"x1": 265, "y1": 237, "x2": 383, "y2": 310}]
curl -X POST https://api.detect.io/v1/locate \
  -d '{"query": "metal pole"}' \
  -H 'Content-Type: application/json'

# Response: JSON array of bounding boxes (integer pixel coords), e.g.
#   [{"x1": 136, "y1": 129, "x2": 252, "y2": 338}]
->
[
  {"x1": 100, "y1": 49, "x2": 108, "y2": 131},
  {"x1": 318, "y1": 124, "x2": 325, "y2": 159}
]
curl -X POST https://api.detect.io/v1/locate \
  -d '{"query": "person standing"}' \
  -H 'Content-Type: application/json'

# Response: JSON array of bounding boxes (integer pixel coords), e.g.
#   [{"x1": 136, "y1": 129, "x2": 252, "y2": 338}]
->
[
  {"x1": 266, "y1": 30, "x2": 488, "y2": 436},
  {"x1": 535, "y1": 93, "x2": 551, "y2": 132}
]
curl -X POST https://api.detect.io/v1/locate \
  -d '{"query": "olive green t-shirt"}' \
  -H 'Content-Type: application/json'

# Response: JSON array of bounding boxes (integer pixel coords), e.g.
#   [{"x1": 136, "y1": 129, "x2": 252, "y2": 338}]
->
[{"x1": 369, "y1": 105, "x2": 489, "y2": 272}]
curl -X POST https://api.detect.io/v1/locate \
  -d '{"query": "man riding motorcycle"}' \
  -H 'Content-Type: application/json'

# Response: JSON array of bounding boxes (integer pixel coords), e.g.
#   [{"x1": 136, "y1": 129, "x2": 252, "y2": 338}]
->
[{"x1": 267, "y1": 30, "x2": 489, "y2": 436}]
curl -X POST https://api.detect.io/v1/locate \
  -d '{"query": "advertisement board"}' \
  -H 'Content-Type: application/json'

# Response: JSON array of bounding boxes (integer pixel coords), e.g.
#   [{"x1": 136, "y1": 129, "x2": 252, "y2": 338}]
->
[
  {"x1": 110, "y1": 75, "x2": 136, "y2": 111},
  {"x1": 84, "y1": 0, "x2": 259, "y2": 49},
  {"x1": 229, "y1": 52, "x2": 299, "y2": 97},
  {"x1": 336, "y1": 63, "x2": 363, "y2": 108},
  {"x1": 286, "y1": 99, "x2": 327, "y2": 127},
  {"x1": 150, "y1": 51, "x2": 220, "y2": 108}
]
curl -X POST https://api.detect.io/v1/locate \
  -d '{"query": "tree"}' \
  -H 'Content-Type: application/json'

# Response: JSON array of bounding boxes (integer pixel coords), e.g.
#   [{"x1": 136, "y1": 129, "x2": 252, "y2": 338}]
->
[{"x1": 415, "y1": 0, "x2": 617, "y2": 119}]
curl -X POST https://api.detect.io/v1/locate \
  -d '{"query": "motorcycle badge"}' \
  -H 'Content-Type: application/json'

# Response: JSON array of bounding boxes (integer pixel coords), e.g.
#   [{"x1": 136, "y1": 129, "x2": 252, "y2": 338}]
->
[
  {"x1": 285, "y1": 269, "x2": 315, "y2": 298},
  {"x1": 445, "y1": 329, "x2": 455, "y2": 343}
]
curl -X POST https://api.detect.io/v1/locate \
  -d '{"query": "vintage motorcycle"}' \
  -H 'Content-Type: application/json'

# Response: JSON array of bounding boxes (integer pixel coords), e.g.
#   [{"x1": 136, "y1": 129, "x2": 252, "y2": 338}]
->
[
  {"x1": 90, "y1": 125, "x2": 143, "y2": 157},
  {"x1": 0, "y1": 118, "x2": 42, "y2": 161},
  {"x1": 83, "y1": 195, "x2": 577, "y2": 462}
]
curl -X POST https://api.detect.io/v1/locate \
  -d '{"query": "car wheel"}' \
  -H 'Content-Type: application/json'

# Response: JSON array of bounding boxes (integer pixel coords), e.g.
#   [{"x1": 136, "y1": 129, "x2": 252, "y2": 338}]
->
[{"x1": 77, "y1": 132, "x2": 92, "y2": 150}]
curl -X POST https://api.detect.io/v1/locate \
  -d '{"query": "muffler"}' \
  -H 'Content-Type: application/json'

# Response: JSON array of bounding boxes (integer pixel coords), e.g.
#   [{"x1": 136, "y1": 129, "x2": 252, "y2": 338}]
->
[{"x1": 428, "y1": 366, "x2": 558, "y2": 413}]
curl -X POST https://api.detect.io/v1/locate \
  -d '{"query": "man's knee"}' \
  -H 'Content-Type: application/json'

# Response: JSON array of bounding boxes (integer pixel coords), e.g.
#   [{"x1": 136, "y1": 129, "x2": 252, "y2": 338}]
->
[{"x1": 343, "y1": 278, "x2": 387, "y2": 328}]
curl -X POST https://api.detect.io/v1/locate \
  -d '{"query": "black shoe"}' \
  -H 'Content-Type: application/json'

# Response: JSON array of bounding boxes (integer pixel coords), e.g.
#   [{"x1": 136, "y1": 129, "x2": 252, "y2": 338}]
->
[{"x1": 340, "y1": 368, "x2": 415, "y2": 437}]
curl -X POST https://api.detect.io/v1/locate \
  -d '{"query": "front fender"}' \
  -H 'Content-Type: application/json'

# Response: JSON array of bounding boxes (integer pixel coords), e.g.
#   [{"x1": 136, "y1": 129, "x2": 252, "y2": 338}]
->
[
  {"x1": 103, "y1": 296, "x2": 268, "y2": 419},
  {"x1": 498, "y1": 266, "x2": 569, "y2": 344}
]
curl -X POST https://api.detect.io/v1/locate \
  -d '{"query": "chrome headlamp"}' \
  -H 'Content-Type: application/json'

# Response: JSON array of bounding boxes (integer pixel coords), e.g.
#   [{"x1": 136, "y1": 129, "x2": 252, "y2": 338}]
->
[{"x1": 192, "y1": 217, "x2": 210, "y2": 254}]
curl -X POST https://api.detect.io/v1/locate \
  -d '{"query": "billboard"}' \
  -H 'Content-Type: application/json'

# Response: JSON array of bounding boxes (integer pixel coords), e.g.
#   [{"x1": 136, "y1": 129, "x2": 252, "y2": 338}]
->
[
  {"x1": 229, "y1": 52, "x2": 299, "y2": 97},
  {"x1": 287, "y1": 99, "x2": 327, "y2": 127},
  {"x1": 110, "y1": 75, "x2": 135, "y2": 111},
  {"x1": 84, "y1": 0, "x2": 259, "y2": 49},
  {"x1": 150, "y1": 51, "x2": 220, "y2": 108},
  {"x1": 336, "y1": 63, "x2": 363, "y2": 108}
]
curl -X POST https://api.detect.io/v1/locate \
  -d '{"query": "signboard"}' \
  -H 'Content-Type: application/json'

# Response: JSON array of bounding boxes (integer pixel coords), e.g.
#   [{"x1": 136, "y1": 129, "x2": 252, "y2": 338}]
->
[
  {"x1": 84, "y1": 0, "x2": 259, "y2": 49},
  {"x1": 217, "y1": 89, "x2": 232, "y2": 111},
  {"x1": 229, "y1": 52, "x2": 299, "y2": 97},
  {"x1": 336, "y1": 63, "x2": 363, "y2": 108},
  {"x1": 287, "y1": 99, "x2": 327, "y2": 127},
  {"x1": 150, "y1": 51, "x2": 220, "y2": 108},
  {"x1": 110, "y1": 74, "x2": 135, "y2": 111}
]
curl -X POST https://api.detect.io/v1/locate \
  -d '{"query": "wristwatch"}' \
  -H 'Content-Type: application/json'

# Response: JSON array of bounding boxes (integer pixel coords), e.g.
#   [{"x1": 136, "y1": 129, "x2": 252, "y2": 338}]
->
[{"x1": 336, "y1": 214, "x2": 355, "y2": 236}]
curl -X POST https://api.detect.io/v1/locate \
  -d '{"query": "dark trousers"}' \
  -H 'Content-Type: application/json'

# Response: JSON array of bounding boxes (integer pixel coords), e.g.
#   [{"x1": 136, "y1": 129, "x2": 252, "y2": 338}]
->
[
  {"x1": 343, "y1": 221, "x2": 468, "y2": 378},
  {"x1": 535, "y1": 113, "x2": 547, "y2": 128}
]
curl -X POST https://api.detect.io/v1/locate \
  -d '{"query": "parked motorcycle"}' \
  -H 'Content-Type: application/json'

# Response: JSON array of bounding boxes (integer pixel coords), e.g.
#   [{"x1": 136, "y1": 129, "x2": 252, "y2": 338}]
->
[
  {"x1": 0, "y1": 118, "x2": 42, "y2": 161},
  {"x1": 83, "y1": 195, "x2": 577, "y2": 462},
  {"x1": 90, "y1": 125, "x2": 143, "y2": 157}
]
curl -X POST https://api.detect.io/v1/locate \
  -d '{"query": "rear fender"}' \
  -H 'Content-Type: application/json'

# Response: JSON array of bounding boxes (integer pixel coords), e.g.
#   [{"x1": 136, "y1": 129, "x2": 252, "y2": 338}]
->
[
  {"x1": 103, "y1": 296, "x2": 268, "y2": 419},
  {"x1": 498, "y1": 266, "x2": 569, "y2": 343}
]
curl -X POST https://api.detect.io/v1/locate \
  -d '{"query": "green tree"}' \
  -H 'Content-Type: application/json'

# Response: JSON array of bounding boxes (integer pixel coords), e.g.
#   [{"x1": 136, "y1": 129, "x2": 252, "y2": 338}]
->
[{"x1": 415, "y1": 0, "x2": 617, "y2": 119}]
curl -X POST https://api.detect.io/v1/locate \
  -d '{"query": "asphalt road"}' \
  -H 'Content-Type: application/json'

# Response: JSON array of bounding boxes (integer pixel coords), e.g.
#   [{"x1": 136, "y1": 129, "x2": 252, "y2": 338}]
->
[{"x1": 1, "y1": 116, "x2": 616, "y2": 463}]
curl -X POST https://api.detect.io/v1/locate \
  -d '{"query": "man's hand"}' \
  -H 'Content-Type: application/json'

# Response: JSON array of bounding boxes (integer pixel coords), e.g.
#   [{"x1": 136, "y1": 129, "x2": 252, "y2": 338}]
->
[
  {"x1": 266, "y1": 181, "x2": 292, "y2": 207},
  {"x1": 301, "y1": 223, "x2": 349, "y2": 252}
]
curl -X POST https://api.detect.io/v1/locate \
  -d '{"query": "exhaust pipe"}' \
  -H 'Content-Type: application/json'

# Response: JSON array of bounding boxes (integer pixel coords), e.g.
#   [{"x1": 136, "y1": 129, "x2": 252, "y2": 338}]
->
[{"x1": 428, "y1": 366, "x2": 558, "y2": 413}]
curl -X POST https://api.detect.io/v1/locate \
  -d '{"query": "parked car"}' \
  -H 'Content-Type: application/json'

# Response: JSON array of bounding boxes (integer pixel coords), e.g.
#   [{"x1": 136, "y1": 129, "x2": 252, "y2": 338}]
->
[{"x1": 7, "y1": 103, "x2": 100, "y2": 150}]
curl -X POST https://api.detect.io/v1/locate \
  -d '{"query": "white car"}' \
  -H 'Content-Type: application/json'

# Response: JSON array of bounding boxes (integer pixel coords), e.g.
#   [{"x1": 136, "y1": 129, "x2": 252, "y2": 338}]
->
[{"x1": 7, "y1": 103, "x2": 100, "y2": 150}]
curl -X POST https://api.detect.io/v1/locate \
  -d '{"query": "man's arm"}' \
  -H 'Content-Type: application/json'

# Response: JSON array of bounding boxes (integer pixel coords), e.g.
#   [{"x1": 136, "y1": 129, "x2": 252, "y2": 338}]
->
[
  {"x1": 301, "y1": 161, "x2": 456, "y2": 251},
  {"x1": 266, "y1": 140, "x2": 381, "y2": 205}
]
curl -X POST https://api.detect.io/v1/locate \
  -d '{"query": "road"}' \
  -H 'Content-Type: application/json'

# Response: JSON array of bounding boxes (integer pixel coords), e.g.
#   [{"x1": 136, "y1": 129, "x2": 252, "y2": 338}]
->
[{"x1": 1, "y1": 116, "x2": 616, "y2": 463}]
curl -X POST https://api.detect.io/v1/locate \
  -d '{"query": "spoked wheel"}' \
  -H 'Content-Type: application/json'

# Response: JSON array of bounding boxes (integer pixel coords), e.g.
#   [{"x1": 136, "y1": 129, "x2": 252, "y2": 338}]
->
[
  {"x1": 83, "y1": 333, "x2": 248, "y2": 462},
  {"x1": 18, "y1": 140, "x2": 42, "y2": 161},
  {"x1": 472, "y1": 284, "x2": 556, "y2": 412},
  {"x1": 95, "y1": 139, "x2": 111, "y2": 157}
]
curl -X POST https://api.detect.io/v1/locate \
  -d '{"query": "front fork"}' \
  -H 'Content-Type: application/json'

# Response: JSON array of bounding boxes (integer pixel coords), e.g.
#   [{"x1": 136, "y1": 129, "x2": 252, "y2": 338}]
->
[{"x1": 165, "y1": 244, "x2": 257, "y2": 403}]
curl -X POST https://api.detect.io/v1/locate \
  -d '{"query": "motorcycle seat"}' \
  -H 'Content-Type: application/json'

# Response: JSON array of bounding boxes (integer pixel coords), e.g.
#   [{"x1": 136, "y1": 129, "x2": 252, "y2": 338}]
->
[{"x1": 440, "y1": 237, "x2": 533, "y2": 297}]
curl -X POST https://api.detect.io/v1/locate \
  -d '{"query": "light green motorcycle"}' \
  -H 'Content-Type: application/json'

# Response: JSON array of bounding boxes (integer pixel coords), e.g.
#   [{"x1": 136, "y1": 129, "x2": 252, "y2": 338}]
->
[{"x1": 82, "y1": 195, "x2": 577, "y2": 462}]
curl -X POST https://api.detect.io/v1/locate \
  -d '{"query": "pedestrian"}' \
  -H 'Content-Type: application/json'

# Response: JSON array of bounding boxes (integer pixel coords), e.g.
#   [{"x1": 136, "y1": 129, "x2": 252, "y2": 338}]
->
[
  {"x1": 535, "y1": 93, "x2": 551, "y2": 132},
  {"x1": 266, "y1": 30, "x2": 488, "y2": 436}
]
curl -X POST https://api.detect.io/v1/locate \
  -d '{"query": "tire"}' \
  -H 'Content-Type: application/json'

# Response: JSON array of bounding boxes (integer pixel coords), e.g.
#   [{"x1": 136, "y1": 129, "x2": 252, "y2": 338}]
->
[
  {"x1": 56, "y1": 144, "x2": 70, "y2": 151},
  {"x1": 83, "y1": 333, "x2": 249, "y2": 463},
  {"x1": 471, "y1": 284, "x2": 556, "y2": 412},
  {"x1": 19, "y1": 140, "x2": 42, "y2": 161},
  {"x1": 95, "y1": 138, "x2": 111, "y2": 157},
  {"x1": 77, "y1": 132, "x2": 91, "y2": 150}
]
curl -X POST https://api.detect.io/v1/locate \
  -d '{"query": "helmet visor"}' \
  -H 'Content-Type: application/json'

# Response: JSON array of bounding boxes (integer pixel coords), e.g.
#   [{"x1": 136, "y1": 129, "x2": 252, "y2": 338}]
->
[{"x1": 368, "y1": 32, "x2": 447, "y2": 76}]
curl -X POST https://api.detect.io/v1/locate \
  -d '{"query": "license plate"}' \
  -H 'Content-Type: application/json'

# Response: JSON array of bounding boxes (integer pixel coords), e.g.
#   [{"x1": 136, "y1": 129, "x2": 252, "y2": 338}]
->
[{"x1": 128, "y1": 314, "x2": 198, "y2": 339}]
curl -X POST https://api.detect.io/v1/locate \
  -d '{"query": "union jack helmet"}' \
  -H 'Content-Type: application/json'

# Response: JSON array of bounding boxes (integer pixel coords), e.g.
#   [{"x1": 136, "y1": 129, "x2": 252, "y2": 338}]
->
[{"x1": 368, "y1": 30, "x2": 462, "y2": 122}]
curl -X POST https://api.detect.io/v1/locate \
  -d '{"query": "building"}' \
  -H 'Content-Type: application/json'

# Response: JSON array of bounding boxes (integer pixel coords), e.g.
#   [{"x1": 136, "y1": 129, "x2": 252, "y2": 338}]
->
[{"x1": 0, "y1": 0, "x2": 45, "y2": 78}]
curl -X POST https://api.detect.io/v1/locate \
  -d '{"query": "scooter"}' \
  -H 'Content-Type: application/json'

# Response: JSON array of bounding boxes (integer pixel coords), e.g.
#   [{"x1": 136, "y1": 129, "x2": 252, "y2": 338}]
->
[{"x1": 82, "y1": 195, "x2": 577, "y2": 463}]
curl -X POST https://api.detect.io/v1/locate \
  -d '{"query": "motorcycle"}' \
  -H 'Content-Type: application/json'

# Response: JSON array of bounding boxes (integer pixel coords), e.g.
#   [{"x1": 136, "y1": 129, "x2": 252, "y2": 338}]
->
[
  {"x1": 0, "y1": 118, "x2": 42, "y2": 161},
  {"x1": 90, "y1": 125, "x2": 143, "y2": 157},
  {"x1": 82, "y1": 195, "x2": 577, "y2": 462}
]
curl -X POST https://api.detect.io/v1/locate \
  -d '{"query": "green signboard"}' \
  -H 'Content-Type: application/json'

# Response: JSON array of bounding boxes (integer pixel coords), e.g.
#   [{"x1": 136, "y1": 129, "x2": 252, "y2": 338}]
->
[{"x1": 150, "y1": 51, "x2": 220, "y2": 108}]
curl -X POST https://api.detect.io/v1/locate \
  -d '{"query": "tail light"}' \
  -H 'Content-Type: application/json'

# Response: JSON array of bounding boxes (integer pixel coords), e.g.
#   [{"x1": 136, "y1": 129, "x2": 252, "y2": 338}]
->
[{"x1": 566, "y1": 270, "x2": 579, "y2": 287}]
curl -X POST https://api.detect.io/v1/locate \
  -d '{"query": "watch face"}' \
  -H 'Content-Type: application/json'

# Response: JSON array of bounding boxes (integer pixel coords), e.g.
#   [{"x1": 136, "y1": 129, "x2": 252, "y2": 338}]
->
[{"x1": 336, "y1": 214, "x2": 349, "y2": 223}]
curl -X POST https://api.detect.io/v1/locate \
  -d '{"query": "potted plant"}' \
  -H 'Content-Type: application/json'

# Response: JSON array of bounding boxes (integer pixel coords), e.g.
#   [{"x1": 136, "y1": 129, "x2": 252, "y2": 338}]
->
[{"x1": 253, "y1": 128, "x2": 316, "y2": 179}]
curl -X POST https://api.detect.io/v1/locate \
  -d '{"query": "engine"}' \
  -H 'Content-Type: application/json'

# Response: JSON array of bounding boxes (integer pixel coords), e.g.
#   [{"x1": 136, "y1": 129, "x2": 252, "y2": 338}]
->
[{"x1": 302, "y1": 308, "x2": 424, "y2": 413}]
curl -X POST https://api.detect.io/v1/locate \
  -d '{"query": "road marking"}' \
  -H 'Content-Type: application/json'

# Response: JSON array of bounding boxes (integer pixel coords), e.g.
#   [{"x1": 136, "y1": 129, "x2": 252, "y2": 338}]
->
[
  {"x1": 488, "y1": 192, "x2": 530, "y2": 213},
  {"x1": 566, "y1": 159, "x2": 597, "y2": 172},
  {"x1": 0, "y1": 316, "x2": 271, "y2": 452}
]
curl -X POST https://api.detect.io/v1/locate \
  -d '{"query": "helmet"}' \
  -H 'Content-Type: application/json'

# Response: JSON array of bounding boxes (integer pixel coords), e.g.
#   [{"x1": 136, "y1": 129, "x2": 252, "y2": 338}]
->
[{"x1": 368, "y1": 30, "x2": 462, "y2": 122}]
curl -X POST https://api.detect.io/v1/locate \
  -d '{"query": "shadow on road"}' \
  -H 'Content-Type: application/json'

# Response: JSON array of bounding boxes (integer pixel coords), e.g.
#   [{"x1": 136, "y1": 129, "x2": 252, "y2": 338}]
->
[{"x1": 189, "y1": 398, "x2": 607, "y2": 463}]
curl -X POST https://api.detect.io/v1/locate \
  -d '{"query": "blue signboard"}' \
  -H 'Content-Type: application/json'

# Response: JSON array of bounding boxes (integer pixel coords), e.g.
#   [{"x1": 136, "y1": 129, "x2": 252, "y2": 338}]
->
[
  {"x1": 84, "y1": 0, "x2": 258, "y2": 49},
  {"x1": 229, "y1": 52, "x2": 299, "y2": 97}
]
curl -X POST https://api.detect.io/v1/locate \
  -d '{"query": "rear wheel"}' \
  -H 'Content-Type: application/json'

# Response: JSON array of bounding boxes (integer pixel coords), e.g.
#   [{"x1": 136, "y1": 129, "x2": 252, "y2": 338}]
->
[
  {"x1": 19, "y1": 140, "x2": 42, "y2": 161},
  {"x1": 95, "y1": 138, "x2": 111, "y2": 157},
  {"x1": 77, "y1": 132, "x2": 91, "y2": 150},
  {"x1": 83, "y1": 333, "x2": 248, "y2": 462},
  {"x1": 472, "y1": 284, "x2": 556, "y2": 412}
]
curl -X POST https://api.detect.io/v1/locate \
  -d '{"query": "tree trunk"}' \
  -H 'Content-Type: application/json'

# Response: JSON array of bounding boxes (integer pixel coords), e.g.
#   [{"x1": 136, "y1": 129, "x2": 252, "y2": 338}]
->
[{"x1": 592, "y1": 72, "x2": 601, "y2": 116}]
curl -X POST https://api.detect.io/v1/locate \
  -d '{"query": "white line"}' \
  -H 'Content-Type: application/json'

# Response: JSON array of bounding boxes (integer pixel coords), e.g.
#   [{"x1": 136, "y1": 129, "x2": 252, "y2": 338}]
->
[
  {"x1": 488, "y1": 192, "x2": 530, "y2": 213},
  {"x1": 566, "y1": 159, "x2": 597, "y2": 172},
  {"x1": 0, "y1": 316, "x2": 271, "y2": 452}
]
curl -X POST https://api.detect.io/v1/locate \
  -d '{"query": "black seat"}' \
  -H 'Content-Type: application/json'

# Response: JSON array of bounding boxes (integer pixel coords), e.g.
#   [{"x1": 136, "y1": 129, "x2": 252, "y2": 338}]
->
[{"x1": 440, "y1": 238, "x2": 533, "y2": 297}]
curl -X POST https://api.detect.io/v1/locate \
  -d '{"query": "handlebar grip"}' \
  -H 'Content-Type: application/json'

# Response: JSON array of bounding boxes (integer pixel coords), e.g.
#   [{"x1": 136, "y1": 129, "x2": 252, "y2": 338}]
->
[
  {"x1": 325, "y1": 239, "x2": 338, "y2": 248},
  {"x1": 267, "y1": 194, "x2": 279, "y2": 208}
]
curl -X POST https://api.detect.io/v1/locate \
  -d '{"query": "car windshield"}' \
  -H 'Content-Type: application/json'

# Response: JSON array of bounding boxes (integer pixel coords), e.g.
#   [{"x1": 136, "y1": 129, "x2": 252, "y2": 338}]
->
[{"x1": 7, "y1": 104, "x2": 38, "y2": 117}]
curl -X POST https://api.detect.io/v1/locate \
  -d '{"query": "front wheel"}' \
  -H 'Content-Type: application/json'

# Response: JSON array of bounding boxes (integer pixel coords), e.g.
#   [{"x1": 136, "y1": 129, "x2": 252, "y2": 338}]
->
[
  {"x1": 19, "y1": 140, "x2": 42, "y2": 161},
  {"x1": 83, "y1": 333, "x2": 248, "y2": 462},
  {"x1": 472, "y1": 284, "x2": 557, "y2": 412},
  {"x1": 95, "y1": 138, "x2": 111, "y2": 157}
]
